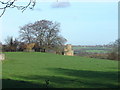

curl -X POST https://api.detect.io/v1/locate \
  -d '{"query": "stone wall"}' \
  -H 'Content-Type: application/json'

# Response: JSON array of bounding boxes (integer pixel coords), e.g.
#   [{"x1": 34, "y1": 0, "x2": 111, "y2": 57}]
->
[{"x1": 0, "y1": 54, "x2": 5, "y2": 60}]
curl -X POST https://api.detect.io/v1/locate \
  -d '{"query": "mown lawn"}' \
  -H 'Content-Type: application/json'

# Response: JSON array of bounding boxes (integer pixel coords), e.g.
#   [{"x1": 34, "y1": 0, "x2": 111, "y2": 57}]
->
[{"x1": 1, "y1": 52, "x2": 119, "y2": 88}]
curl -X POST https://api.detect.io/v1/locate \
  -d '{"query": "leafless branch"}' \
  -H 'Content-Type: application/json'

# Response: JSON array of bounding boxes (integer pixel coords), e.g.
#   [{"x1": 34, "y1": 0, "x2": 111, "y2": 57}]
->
[
  {"x1": 0, "y1": 0, "x2": 36, "y2": 17},
  {"x1": 0, "y1": 0, "x2": 62, "y2": 18}
]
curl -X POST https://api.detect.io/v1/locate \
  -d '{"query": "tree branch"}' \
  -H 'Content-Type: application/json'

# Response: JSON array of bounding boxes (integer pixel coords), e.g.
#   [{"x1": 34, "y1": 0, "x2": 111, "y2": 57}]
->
[{"x1": 0, "y1": 0, "x2": 36, "y2": 17}]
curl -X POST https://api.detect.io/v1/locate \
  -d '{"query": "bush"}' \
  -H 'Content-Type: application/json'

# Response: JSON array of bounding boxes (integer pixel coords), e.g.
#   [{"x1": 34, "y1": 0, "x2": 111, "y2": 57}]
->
[
  {"x1": 107, "y1": 52, "x2": 118, "y2": 60},
  {"x1": 87, "y1": 53, "x2": 108, "y2": 59}
]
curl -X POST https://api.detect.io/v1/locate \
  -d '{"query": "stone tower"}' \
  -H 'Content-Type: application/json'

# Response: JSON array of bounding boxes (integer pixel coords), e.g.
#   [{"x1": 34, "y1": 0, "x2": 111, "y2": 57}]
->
[{"x1": 64, "y1": 44, "x2": 74, "y2": 56}]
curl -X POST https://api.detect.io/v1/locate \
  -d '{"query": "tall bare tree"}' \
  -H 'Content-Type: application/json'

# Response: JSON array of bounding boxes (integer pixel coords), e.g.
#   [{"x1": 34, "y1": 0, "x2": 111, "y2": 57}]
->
[
  {"x1": 19, "y1": 20, "x2": 67, "y2": 52},
  {"x1": 19, "y1": 23, "x2": 35, "y2": 43}
]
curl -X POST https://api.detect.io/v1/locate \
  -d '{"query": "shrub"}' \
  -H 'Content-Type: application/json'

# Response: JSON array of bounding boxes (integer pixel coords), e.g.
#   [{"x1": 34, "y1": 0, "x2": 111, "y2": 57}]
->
[{"x1": 107, "y1": 52, "x2": 118, "y2": 60}]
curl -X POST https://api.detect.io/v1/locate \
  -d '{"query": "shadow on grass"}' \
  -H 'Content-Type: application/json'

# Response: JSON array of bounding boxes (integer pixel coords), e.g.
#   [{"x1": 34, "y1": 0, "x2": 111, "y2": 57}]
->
[
  {"x1": 2, "y1": 79, "x2": 53, "y2": 88},
  {"x1": 46, "y1": 68, "x2": 119, "y2": 88},
  {"x1": 47, "y1": 68, "x2": 119, "y2": 81},
  {"x1": 6, "y1": 68, "x2": 119, "y2": 88}
]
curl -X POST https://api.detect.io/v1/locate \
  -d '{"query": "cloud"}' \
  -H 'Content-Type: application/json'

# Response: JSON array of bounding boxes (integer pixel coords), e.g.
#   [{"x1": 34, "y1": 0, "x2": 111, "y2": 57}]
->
[{"x1": 51, "y1": 2, "x2": 70, "y2": 8}]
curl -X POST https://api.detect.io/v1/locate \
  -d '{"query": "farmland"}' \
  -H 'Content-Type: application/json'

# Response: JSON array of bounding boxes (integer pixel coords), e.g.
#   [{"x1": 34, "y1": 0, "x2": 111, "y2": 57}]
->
[
  {"x1": 73, "y1": 46, "x2": 112, "y2": 54},
  {"x1": 1, "y1": 52, "x2": 119, "y2": 88}
]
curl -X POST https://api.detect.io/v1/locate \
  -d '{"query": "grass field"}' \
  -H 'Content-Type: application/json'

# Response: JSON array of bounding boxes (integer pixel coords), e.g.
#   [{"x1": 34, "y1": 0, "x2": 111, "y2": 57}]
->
[
  {"x1": 73, "y1": 46, "x2": 112, "y2": 50},
  {"x1": 1, "y1": 52, "x2": 119, "y2": 88},
  {"x1": 73, "y1": 46, "x2": 112, "y2": 54},
  {"x1": 85, "y1": 50, "x2": 109, "y2": 53}
]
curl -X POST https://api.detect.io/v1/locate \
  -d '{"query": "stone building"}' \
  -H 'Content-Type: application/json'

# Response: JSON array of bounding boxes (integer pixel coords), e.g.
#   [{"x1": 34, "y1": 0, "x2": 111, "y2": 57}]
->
[{"x1": 64, "y1": 44, "x2": 74, "y2": 56}]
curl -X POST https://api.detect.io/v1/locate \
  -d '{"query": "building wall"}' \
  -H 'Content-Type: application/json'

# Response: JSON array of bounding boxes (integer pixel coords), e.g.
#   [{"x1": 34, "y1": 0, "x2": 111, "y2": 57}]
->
[{"x1": 64, "y1": 44, "x2": 74, "y2": 56}]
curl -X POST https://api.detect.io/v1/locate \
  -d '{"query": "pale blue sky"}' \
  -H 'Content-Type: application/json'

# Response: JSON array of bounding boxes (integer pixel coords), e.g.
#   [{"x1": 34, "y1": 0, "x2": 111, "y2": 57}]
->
[{"x1": 0, "y1": 1, "x2": 118, "y2": 45}]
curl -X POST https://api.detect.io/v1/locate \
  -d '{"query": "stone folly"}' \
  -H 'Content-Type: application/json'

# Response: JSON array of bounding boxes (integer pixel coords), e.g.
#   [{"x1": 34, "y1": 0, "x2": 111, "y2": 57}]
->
[{"x1": 64, "y1": 44, "x2": 74, "y2": 56}]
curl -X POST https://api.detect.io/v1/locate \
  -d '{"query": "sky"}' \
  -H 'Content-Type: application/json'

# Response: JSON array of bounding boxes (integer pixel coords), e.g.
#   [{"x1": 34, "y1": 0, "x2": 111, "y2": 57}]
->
[{"x1": 0, "y1": 0, "x2": 118, "y2": 45}]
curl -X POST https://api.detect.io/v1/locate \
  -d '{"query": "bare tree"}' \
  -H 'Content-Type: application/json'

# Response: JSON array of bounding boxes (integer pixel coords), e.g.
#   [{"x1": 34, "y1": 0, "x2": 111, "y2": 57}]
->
[
  {"x1": 19, "y1": 20, "x2": 67, "y2": 52},
  {"x1": 4, "y1": 36, "x2": 13, "y2": 45},
  {"x1": 3, "y1": 36, "x2": 19, "y2": 51},
  {"x1": 107, "y1": 38, "x2": 120, "y2": 60},
  {"x1": 32, "y1": 20, "x2": 67, "y2": 52},
  {"x1": 19, "y1": 23, "x2": 36, "y2": 43},
  {"x1": 112, "y1": 39, "x2": 120, "y2": 54}
]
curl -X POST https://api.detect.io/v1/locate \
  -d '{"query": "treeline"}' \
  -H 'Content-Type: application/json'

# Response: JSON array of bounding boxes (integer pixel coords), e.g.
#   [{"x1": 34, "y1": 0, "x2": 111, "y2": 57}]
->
[{"x1": 2, "y1": 20, "x2": 67, "y2": 54}]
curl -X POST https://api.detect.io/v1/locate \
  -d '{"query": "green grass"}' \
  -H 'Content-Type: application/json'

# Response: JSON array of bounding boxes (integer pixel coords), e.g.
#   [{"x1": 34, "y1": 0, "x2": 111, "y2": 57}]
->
[
  {"x1": 85, "y1": 50, "x2": 109, "y2": 53},
  {"x1": 1, "y1": 52, "x2": 119, "y2": 88},
  {"x1": 73, "y1": 46, "x2": 112, "y2": 50},
  {"x1": 73, "y1": 46, "x2": 112, "y2": 53}
]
